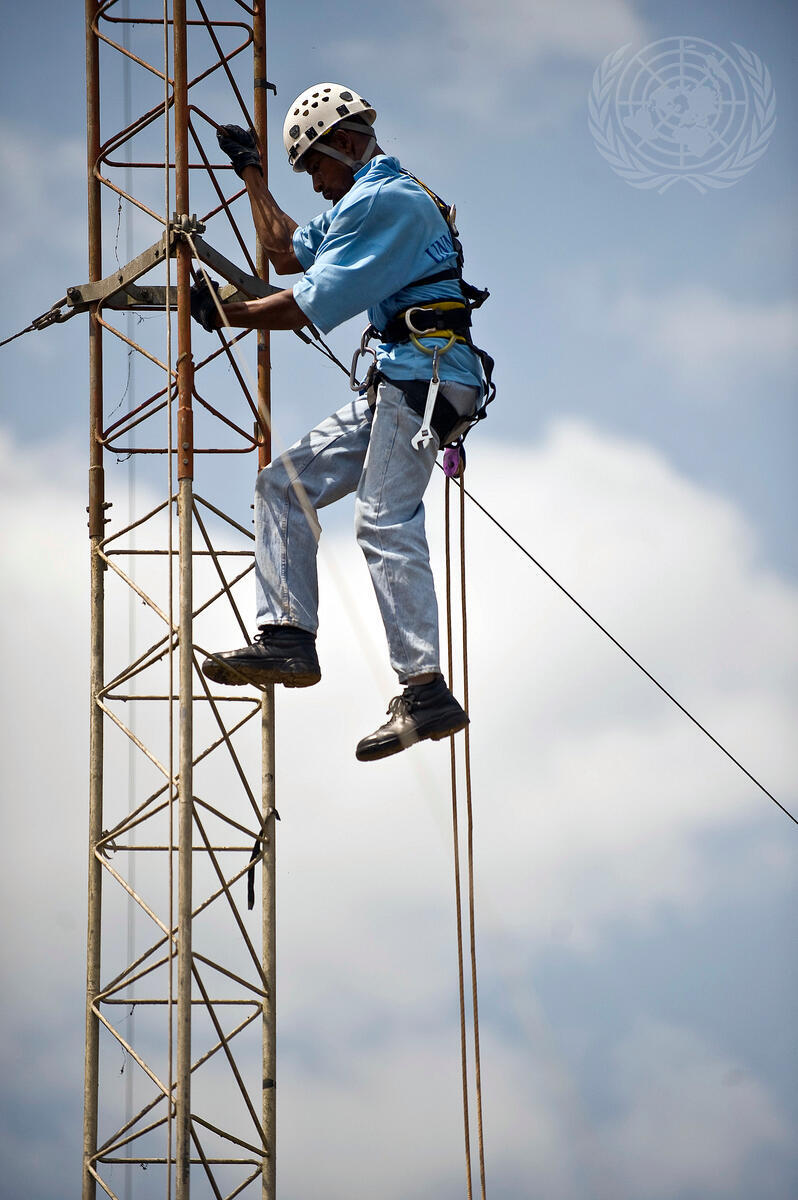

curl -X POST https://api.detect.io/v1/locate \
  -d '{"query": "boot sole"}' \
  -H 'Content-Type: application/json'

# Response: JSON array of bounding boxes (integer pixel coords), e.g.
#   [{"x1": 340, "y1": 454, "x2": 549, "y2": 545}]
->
[
  {"x1": 356, "y1": 713, "x2": 469, "y2": 762},
  {"x1": 202, "y1": 658, "x2": 320, "y2": 689}
]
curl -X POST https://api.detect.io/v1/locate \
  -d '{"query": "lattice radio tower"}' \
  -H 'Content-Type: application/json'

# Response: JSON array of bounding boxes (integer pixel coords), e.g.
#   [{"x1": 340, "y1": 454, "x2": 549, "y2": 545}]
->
[{"x1": 81, "y1": 3, "x2": 278, "y2": 1195}]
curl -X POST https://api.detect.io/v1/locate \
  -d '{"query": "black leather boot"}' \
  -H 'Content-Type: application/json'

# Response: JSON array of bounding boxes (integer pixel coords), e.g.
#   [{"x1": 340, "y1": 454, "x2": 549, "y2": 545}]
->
[
  {"x1": 202, "y1": 626, "x2": 320, "y2": 688},
  {"x1": 356, "y1": 675, "x2": 468, "y2": 762}
]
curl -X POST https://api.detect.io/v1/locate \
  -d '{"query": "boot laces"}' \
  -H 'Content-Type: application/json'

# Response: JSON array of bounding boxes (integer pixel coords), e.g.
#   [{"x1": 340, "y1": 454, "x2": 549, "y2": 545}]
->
[{"x1": 386, "y1": 687, "x2": 417, "y2": 719}]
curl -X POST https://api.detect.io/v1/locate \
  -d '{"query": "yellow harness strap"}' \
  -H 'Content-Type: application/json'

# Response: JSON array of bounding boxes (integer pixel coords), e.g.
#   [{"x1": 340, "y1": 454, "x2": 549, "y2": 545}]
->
[{"x1": 400, "y1": 300, "x2": 468, "y2": 346}]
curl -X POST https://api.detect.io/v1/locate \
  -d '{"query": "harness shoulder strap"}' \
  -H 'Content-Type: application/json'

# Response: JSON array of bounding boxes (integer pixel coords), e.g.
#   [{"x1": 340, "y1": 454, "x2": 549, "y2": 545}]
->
[
  {"x1": 400, "y1": 168, "x2": 454, "y2": 227},
  {"x1": 400, "y1": 169, "x2": 489, "y2": 307},
  {"x1": 385, "y1": 168, "x2": 497, "y2": 437}
]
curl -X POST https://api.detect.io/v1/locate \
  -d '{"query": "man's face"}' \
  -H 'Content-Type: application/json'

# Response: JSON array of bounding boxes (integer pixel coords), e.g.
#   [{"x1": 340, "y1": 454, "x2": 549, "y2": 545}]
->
[{"x1": 302, "y1": 133, "x2": 356, "y2": 205}]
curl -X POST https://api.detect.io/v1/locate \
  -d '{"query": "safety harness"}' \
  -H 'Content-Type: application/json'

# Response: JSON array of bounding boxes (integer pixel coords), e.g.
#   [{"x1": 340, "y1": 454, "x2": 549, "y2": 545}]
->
[{"x1": 350, "y1": 170, "x2": 495, "y2": 450}]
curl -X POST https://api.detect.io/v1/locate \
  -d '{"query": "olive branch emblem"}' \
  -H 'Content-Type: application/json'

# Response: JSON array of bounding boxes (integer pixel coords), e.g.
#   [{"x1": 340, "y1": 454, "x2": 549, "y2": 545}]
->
[{"x1": 588, "y1": 41, "x2": 776, "y2": 194}]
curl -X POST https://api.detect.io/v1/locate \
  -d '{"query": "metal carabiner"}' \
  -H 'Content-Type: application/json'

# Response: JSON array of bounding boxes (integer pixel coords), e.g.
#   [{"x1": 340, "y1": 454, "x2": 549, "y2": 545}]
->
[
  {"x1": 349, "y1": 326, "x2": 377, "y2": 392},
  {"x1": 404, "y1": 306, "x2": 434, "y2": 337},
  {"x1": 404, "y1": 306, "x2": 458, "y2": 355},
  {"x1": 409, "y1": 330, "x2": 456, "y2": 357}
]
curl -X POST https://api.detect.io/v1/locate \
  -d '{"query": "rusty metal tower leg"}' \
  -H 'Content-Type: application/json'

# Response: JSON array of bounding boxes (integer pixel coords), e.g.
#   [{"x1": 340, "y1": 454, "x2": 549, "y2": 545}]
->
[
  {"x1": 83, "y1": 3, "x2": 103, "y2": 1197},
  {"x1": 173, "y1": 2, "x2": 195, "y2": 1194},
  {"x1": 253, "y1": 7, "x2": 277, "y2": 1197},
  {"x1": 261, "y1": 701, "x2": 276, "y2": 1200}
]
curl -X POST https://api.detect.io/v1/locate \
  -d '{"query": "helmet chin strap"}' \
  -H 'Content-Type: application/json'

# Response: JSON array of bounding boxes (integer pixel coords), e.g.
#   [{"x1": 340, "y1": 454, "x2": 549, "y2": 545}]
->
[{"x1": 313, "y1": 121, "x2": 377, "y2": 172}]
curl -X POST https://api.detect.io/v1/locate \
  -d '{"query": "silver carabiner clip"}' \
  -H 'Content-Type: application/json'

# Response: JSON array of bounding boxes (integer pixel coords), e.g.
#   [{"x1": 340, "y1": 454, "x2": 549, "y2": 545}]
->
[
  {"x1": 404, "y1": 307, "x2": 431, "y2": 337},
  {"x1": 350, "y1": 326, "x2": 377, "y2": 392}
]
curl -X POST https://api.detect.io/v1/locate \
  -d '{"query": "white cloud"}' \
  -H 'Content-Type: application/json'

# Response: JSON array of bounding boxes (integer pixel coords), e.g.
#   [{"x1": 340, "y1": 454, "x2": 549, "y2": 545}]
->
[
  {"x1": 597, "y1": 1020, "x2": 789, "y2": 1198},
  {"x1": 609, "y1": 284, "x2": 798, "y2": 385},
  {"x1": 556, "y1": 267, "x2": 798, "y2": 394},
  {"x1": 331, "y1": 0, "x2": 648, "y2": 137},
  {"x1": 278, "y1": 1024, "x2": 591, "y2": 1200},
  {"x1": 1, "y1": 417, "x2": 795, "y2": 1197},
  {"x1": 432, "y1": 0, "x2": 645, "y2": 66},
  {"x1": 275, "y1": 1015, "x2": 793, "y2": 1199}
]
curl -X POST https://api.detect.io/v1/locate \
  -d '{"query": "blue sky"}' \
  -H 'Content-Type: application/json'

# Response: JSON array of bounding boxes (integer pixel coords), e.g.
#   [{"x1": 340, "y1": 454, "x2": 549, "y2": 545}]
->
[{"x1": 1, "y1": 2, "x2": 796, "y2": 1198}]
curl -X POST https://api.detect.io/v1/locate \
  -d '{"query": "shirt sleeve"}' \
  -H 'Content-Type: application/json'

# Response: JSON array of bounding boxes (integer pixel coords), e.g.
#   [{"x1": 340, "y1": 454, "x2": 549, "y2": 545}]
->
[
  {"x1": 292, "y1": 182, "x2": 439, "y2": 334},
  {"x1": 292, "y1": 210, "x2": 334, "y2": 272}
]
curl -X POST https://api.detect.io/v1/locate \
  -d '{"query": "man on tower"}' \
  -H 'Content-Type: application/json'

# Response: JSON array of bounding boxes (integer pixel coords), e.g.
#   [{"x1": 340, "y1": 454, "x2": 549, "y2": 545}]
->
[{"x1": 190, "y1": 83, "x2": 490, "y2": 762}]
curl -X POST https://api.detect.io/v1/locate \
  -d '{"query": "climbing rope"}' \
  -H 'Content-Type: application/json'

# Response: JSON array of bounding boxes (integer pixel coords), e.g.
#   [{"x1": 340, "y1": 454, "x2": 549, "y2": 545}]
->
[
  {"x1": 444, "y1": 477, "x2": 475, "y2": 1199},
  {"x1": 444, "y1": 467, "x2": 487, "y2": 1200},
  {"x1": 458, "y1": 477, "x2": 488, "y2": 1200}
]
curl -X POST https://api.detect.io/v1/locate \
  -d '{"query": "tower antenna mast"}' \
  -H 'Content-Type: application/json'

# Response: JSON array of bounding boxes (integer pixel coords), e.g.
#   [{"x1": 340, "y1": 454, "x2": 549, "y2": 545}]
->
[{"x1": 82, "y1": 3, "x2": 277, "y2": 1195}]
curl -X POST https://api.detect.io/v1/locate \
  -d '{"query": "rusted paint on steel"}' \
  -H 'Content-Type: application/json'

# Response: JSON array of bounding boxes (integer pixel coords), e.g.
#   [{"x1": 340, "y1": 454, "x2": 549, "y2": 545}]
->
[
  {"x1": 81, "y1": 4, "x2": 274, "y2": 1196},
  {"x1": 83, "y1": 4, "x2": 104, "y2": 1199}
]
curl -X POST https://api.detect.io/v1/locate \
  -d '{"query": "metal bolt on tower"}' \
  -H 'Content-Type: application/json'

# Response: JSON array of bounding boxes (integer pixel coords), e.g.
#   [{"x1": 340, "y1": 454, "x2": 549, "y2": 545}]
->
[{"x1": 82, "y1": 3, "x2": 276, "y2": 1195}]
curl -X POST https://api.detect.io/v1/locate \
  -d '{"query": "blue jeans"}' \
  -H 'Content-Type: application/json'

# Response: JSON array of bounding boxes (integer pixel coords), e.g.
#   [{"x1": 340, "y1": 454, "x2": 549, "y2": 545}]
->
[{"x1": 254, "y1": 379, "x2": 473, "y2": 682}]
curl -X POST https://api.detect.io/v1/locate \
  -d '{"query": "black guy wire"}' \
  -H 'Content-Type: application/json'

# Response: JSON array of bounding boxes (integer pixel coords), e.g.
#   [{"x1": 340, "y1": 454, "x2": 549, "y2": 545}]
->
[
  {"x1": 450, "y1": 473, "x2": 797, "y2": 829},
  {"x1": 0, "y1": 322, "x2": 37, "y2": 350},
  {"x1": 301, "y1": 341, "x2": 794, "y2": 829},
  {"x1": 13, "y1": 275, "x2": 795, "y2": 829},
  {"x1": 295, "y1": 326, "x2": 351, "y2": 375}
]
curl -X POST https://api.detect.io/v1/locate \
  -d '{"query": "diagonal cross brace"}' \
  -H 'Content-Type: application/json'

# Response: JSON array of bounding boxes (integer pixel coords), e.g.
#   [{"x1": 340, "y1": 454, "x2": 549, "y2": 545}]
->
[{"x1": 62, "y1": 226, "x2": 279, "y2": 315}]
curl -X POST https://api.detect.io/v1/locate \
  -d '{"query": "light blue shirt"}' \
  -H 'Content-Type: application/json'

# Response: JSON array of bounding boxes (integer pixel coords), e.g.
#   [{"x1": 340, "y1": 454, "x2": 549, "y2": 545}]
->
[{"x1": 292, "y1": 156, "x2": 483, "y2": 389}]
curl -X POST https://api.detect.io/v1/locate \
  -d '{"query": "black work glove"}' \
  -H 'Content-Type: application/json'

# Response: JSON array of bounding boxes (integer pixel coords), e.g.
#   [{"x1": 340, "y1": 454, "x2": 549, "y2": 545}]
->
[
  {"x1": 190, "y1": 277, "x2": 221, "y2": 332},
  {"x1": 216, "y1": 124, "x2": 263, "y2": 178}
]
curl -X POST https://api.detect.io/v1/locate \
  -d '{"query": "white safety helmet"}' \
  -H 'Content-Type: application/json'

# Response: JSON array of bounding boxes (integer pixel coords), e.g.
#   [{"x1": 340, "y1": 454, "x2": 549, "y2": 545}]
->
[{"x1": 283, "y1": 83, "x2": 377, "y2": 172}]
